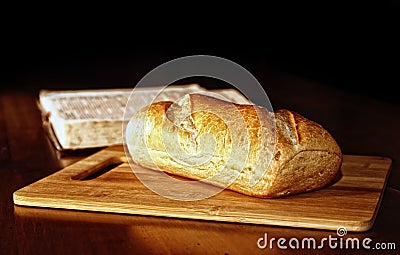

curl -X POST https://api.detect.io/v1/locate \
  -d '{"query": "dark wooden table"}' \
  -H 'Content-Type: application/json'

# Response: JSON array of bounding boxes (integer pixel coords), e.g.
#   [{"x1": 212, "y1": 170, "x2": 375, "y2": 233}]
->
[{"x1": 1, "y1": 71, "x2": 399, "y2": 254}]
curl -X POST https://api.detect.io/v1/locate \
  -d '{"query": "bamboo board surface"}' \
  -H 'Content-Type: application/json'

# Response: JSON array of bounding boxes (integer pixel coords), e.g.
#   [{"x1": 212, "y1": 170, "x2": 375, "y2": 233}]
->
[{"x1": 13, "y1": 145, "x2": 392, "y2": 232}]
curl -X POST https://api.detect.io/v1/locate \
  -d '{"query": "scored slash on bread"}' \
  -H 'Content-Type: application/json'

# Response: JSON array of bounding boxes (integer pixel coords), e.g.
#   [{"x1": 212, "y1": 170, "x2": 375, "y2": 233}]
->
[{"x1": 125, "y1": 94, "x2": 342, "y2": 198}]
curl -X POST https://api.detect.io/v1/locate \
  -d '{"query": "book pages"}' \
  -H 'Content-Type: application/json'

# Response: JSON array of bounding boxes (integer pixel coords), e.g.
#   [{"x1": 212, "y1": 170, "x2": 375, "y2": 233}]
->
[{"x1": 38, "y1": 84, "x2": 250, "y2": 150}]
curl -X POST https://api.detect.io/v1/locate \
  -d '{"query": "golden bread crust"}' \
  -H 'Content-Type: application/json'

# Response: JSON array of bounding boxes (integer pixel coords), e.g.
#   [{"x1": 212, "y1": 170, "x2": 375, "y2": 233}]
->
[{"x1": 126, "y1": 94, "x2": 342, "y2": 198}]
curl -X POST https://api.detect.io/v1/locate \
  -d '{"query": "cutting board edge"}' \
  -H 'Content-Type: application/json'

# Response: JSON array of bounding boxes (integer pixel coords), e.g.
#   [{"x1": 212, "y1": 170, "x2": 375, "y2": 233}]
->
[
  {"x1": 12, "y1": 145, "x2": 392, "y2": 233},
  {"x1": 13, "y1": 190, "x2": 377, "y2": 232}
]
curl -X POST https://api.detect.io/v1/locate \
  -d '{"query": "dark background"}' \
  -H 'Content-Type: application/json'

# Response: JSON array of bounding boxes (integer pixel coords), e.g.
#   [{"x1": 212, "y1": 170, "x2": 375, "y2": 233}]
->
[{"x1": 1, "y1": 3, "x2": 399, "y2": 105}]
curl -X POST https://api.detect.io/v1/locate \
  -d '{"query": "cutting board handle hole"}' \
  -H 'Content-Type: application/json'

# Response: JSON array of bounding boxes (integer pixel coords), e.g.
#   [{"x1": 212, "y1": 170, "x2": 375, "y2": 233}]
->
[{"x1": 71, "y1": 157, "x2": 124, "y2": 181}]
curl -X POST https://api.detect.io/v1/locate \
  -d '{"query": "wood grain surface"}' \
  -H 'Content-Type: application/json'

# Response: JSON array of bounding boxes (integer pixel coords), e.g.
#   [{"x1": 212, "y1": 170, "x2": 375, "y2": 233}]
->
[{"x1": 13, "y1": 145, "x2": 392, "y2": 232}]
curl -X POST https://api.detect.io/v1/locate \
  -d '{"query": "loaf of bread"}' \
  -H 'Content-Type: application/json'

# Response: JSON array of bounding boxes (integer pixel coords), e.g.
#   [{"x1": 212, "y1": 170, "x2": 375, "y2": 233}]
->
[{"x1": 125, "y1": 94, "x2": 342, "y2": 198}]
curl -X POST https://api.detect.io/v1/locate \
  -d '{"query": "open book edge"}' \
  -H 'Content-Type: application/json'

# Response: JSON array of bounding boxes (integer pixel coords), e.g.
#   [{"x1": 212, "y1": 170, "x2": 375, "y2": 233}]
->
[{"x1": 38, "y1": 84, "x2": 250, "y2": 151}]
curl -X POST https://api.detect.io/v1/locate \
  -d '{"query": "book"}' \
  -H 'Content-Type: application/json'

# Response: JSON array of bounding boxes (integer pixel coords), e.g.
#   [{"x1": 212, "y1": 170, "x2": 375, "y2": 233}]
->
[{"x1": 38, "y1": 84, "x2": 250, "y2": 150}]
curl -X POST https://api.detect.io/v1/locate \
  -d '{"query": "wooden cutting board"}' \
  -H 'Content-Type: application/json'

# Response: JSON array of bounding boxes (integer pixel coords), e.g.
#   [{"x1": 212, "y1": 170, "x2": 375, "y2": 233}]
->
[{"x1": 13, "y1": 145, "x2": 391, "y2": 232}]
